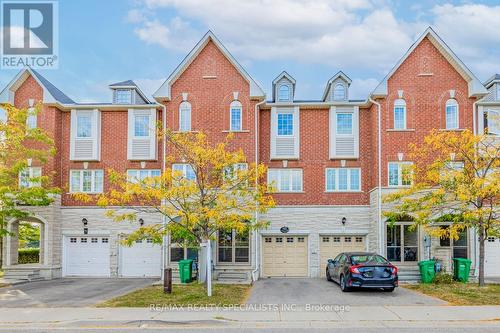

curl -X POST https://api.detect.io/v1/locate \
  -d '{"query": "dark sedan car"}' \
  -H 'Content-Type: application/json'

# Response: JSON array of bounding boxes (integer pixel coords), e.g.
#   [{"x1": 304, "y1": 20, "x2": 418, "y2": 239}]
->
[{"x1": 326, "y1": 252, "x2": 398, "y2": 292}]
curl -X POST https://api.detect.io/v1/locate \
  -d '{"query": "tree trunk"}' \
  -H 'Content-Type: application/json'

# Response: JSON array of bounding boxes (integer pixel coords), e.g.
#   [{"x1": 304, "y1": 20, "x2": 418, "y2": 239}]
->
[{"x1": 478, "y1": 227, "x2": 486, "y2": 287}]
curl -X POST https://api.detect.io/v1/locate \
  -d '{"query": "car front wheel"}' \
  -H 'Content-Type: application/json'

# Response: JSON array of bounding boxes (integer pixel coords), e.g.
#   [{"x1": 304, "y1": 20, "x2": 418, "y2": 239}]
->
[
  {"x1": 340, "y1": 274, "x2": 350, "y2": 292},
  {"x1": 326, "y1": 269, "x2": 332, "y2": 281}
]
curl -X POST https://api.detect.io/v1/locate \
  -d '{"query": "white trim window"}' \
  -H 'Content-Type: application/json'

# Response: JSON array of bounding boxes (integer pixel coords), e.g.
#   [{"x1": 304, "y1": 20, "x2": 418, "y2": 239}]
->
[
  {"x1": 127, "y1": 109, "x2": 156, "y2": 160},
  {"x1": 277, "y1": 112, "x2": 294, "y2": 136},
  {"x1": 19, "y1": 167, "x2": 41, "y2": 188},
  {"x1": 26, "y1": 107, "x2": 37, "y2": 129},
  {"x1": 388, "y1": 162, "x2": 413, "y2": 187},
  {"x1": 278, "y1": 84, "x2": 290, "y2": 102},
  {"x1": 336, "y1": 112, "x2": 353, "y2": 135},
  {"x1": 114, "y1": 89, "x2": 132, "y2": 104},
  {"x1": 127, "y1": 169, "x2": 161, "y2": 183},
  {"x1": 393, "y1": 99, "x2": 406, "y2": 130},
  {"x1": 218, "y1": 229, "x2": 250, "y2": 263},
  {"x1": 229, "y1": 101, "x2": 242, "y2": 131},
  {"x1": 445, "y1": 99, "x2": 459, "y2": 129},
  {"x1": 329, "y1": 106, "x2": 359, "y2": 159},
  {"x1": 179, "y1": 101, "x2": 192, "y2": 132},
  {"x1": 172, "y1": 163, "x2": 196, "y2": 181},
  {"x1": 70, "y1": 109, "x2": 101, "y2": 161},
  {"x1": 325, "y1": 168, "x2": 361, "y2": 192},
  {"x1": 333, "y1": 83, "x2": 346, "y2": 101},
  {"x1": 485, "y1": 109, "x2": 500, "y2": 135},
  {"x1": 223, "y1": 163, "x2": 248, "y2": 180},
  {"x1": 270, "y1": 107, "x2": 300, "y2": 159},
  {"x1": 267, "y1": 168, "x2": 302, "y2": 192},
  {"x1": 70, "y1": 170, "x2": 104, "y2": 193}
]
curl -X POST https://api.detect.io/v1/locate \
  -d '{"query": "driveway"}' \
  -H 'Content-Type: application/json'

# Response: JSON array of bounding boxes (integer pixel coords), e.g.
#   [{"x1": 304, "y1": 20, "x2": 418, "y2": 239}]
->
[
  {"x1": 247, "y1": 278, "x2": 446, "y2": 306},
  {"x1": 0, "y1": 278, "x2": 156, "y2": 307}
]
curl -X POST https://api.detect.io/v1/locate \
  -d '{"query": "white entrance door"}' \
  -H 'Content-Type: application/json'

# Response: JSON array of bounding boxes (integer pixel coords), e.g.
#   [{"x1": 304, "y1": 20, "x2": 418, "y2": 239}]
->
[
  {"x1": 262, "y1": 235, "x2": 308, "y2": 277},
  {"x1": 64, "y1": 236, "x2": 110, "y2": 277},
  {"x1": 319, "y1": 235, "x2": 366, "y2": 277},
  {"x1": 120, "y1": 239, "x2": 162, "y2": 277},
  {"x1": 485, "y1": 236, "x2": 500, "y2": 277}
]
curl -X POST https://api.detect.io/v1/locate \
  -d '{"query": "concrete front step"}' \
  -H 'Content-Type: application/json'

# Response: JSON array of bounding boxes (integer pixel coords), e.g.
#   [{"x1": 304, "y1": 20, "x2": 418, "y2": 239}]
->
[{"x1": 3, "y1": 266, "x2": 44, "y2": 282}]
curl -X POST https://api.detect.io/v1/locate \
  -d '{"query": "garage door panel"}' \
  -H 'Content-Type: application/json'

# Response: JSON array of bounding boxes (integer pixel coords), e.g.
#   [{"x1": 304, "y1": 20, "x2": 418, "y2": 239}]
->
[
  {"x1": 319, "y1": 235, "x2": 366, "y2": 277},
  {"x1": 485, "y1": 237, "x2": 500, "y2": 277},
  {"x1": 262, "y1": 236, "x2": 308, "y2": 277},
  {"x1": 65, "y1": 236, "x2": 110, "y2": 277},
  {"x1": 120, "y1": 239, "x2": 161, "y2": 277}
]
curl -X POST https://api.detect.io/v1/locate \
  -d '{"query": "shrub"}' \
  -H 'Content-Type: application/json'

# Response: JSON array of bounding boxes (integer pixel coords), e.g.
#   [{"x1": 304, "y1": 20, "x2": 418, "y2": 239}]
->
[
  {"x1": 433, "y1": 272, "x2": 454, "y2": 284},
  {"x1": 18, "y1": 248, "x2": 40, "y2": 264}
]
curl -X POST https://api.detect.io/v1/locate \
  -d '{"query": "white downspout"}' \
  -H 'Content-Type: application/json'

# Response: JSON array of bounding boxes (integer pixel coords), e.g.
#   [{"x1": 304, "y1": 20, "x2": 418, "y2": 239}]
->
[
  {"x1": 252, "y1": 98, "x2": 266, "y2": 282},
  {"x1": 159, "y1": 102, "x2": 167, "y2": 280},
  {"x1": 369, "y1": 97, "x2": 383, "y2": 255},
  {"x1": 472, "y1": 99, "x2": 479, "y2": 277}
]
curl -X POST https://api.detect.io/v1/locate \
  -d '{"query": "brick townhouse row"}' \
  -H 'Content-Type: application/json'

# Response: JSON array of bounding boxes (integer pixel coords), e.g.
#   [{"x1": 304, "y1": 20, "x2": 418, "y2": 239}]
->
[{"x1": 1, "y1": 27, "x2": 499, "y2": 282}]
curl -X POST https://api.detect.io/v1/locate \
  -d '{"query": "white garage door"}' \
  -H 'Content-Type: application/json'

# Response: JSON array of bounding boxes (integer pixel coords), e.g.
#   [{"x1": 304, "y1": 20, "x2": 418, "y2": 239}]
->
[
  {"x1": 120, "y1": 238, "x2": 162, "y2": 277},
  {"x1": 262, "y1": 235, "x2": 308, "y2": 277},
  {"x1": 64, "y1": 236, "x2": 110, "y2": 277},
  {"x1": 485, "y1": 236, "x2": 500, "y2": 277},
  {"x1": 319, "y1": 235, "x2": 366, "y2": 277}
]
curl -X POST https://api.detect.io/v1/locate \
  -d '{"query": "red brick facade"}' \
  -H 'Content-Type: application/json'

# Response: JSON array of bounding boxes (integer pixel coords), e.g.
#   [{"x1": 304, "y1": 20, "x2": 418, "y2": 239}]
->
[{"x1": 8, "y1": 34, "x2": 481, "y2": 208}]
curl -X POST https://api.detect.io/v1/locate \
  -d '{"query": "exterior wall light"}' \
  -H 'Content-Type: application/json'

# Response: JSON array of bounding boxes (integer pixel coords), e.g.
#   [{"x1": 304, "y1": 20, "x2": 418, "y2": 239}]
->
[
  {"x1": 342, "y1": 217, "x2": 347, "y2": 225},
  {"x1": 139, "y1": 218, "x2": 144, "y2": 226}
]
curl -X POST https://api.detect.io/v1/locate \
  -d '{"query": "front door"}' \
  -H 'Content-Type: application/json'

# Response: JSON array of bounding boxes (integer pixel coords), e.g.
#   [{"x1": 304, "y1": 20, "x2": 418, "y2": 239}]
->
[{"x1": 386, "y1": 224, "x2": 418, "y2": 263}]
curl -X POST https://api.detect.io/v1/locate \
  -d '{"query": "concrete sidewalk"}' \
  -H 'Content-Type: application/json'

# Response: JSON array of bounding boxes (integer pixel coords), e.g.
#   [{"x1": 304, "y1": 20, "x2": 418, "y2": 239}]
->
[{"x1": 0, "y1": 305, "x2": 498, "y2": 329}]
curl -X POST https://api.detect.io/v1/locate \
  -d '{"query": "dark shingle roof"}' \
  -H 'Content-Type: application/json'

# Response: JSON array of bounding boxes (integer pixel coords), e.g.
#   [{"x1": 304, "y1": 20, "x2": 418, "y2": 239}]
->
[
  {"x1": 109, "y1": 80, "x2": 137, "y2": 87},
  {"x1": 30, "y1": 69, "x2": 75, "y2": 104}
]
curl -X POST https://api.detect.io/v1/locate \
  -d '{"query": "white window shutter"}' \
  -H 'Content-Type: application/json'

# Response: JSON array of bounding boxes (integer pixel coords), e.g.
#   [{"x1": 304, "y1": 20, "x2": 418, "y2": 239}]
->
[
  {"x1": 127, "y1": 109, "x2": 157, "y2": 160},
  {"x1": 270, "y1": 107, "x2": 300, "y2": 159},
  {"x1": 70, "y1": 109, "x2": 100, "y2": 161},
  {"x1": 330, "y1": 106, "x2": 359, "y2": 159}
]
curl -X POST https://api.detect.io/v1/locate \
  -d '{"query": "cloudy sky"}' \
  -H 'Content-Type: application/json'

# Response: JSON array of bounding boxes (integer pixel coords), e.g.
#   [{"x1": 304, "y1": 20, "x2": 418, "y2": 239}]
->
[{"x1": 1, "y1": 0, "x2": 500, "y2": 102}]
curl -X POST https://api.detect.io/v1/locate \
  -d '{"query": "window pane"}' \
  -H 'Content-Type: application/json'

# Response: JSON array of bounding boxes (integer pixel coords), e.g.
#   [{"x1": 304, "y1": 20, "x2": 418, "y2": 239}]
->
[
  {"x1": 350, "y1": 169, "x2": 360, "y2": 190},
  {"x1": 82, "y1": 170, "x2": 92, "y2": 192},
  {"x1": 71, "y1": 171, "x2": 81, "y2": 192},
  {"x1": 401, "y1": 164, "x2": 412, "y2": 186},
  {"x1": 280, "y1": 170, "x2": 290, "y2": 191},
  {"x1": 170, "y1": 247, "x2": 184, "y2": 262},
  {"x1": 336, "y1": 113, "x2": 352, "y2": 134},
  {"x1": 127, "y1": 170, "x2": 138, "y2": 183},
  {"x1": 394, "y1": 106, "x2": 405, "y2": 129},
  {"x1": 187, "y1": 248, "x2": 198, "y2": 261},
  {"x1": 446, "y1": 105, "x2": 458, "y2": 129},
  {"x1": 278, "y1": 85, "x2": 290, "y2": 101},
  {"x1": 0, "y1": 107, "x2": 7, "y2": 123},
  {"x1": 26, "y1": 108, "x2": 37, "y2": 129},
  {"x1": 218, "y1": 230, "x2": 233, "y2": 263},
  {"x1": 134, "y1": 115, "x2": 149, "y2": 137},
  {"x1": 389, "y1": 163, "x2": 399, "y2": 186},
  {"x1": 291, "y1": 170, "x2": 302, "y2": 191},
  {"x1": 338, "y1": 169, "x2": 348, "y2": 190},
  {"x1": 19, "y1": 169, "x2": 30, "y2": 188},
  {"x1": 185, "y1": 165, "x2": 196, "y2": 181},
  {"x1": 326, "y1": 169, "x2": 335, "y2": 191},
  {"x1": 179, "y1": 103, "x2": 191, "y2": 131},
  {"x1": 277, "y1": 113, "x2": 293, "y2": 136},
  {"x1": 77, "y1": 115, "x2": 92, "y2": 138},
  {"x1": 115, "y1": 90, "x2": 132, "y2": 104},
  {"x1": 230, "y1": 107, "x2": 242, "y2": 131},
  {"x1": 94, "y1": 170, "x2": 103, "y2": 192},
  {"x1": 235, "y1": 231, "x2": 249, "y2": 263}
]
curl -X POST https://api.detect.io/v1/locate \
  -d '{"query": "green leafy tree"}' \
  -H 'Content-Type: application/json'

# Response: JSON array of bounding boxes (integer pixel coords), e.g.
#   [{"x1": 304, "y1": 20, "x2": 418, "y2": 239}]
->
[
  {"x1": 384, "y1": 129, "x2": 499, "y2": 286},
  {"x1": 0, "y1": 103, "x2": 59, "y2": 268},
  {"x1": 76, "y1": 131, "x2": 275, "y2": 295}
]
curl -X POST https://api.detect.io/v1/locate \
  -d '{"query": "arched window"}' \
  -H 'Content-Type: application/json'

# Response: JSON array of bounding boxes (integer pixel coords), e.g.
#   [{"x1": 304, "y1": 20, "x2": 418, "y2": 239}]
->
[
  {"x1": 333, "y1": 83, "x2": 346, "y2": 101},
  {"x1": 179, "y1": 101, "x2": 191, "y2": 132},
  {"x1": 278, "y1": 84, "x2": 290, "y2": 101},
  {"x1": 393, "y1": 99, "x2": 406, "y2": 130},
  {"x1": 445, "y1": 99, "x2": 459, "y2": 130},
  {"x1": 230, "y1": 101, "x2": 242, "y2": 131}
]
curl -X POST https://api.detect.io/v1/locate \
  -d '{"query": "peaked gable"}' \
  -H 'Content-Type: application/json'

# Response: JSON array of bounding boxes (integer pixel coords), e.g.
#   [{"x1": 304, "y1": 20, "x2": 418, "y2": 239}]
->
[
  {"x1": 153, "y1": 31, "x2": 265, "y2": 101},
  {"x1": 372, "y1": 27, "x2": 487, "y2": 98}
]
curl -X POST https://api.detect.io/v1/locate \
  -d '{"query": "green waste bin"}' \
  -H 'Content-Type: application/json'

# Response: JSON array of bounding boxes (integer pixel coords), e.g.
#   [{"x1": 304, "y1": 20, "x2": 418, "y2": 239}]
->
[
  {"x1": 178, "y1": 259, "x2": 194, "y2": 283},
  {"x1": 453, "y1": 258, "x2": 471, "y2": 282},
  {"x1": 418, "y1": 260, "x2": 436, "y2": 284}
]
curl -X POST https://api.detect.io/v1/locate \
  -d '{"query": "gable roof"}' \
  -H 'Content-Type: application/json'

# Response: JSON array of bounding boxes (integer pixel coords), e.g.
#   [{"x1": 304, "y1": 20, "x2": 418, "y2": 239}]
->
[
  {"x1": 322, "y1": 71, "x2": 352, "y2": 101},
  {"x1": 153, "y1": 31, "x2": 265, "y2": 101},
  {"x1": 272, "y1": 71, "x2": 296, "y2": 101},
  {"x1": 109, "y1": 79, "x2": 151, "y2": 104},
  {"x1": 372, "y1": 27, "x2": 488, "y2": 98},
  {"x1": 484, "y1": 74, "x2": 500, "y2": 88},
  {"x1": 0, "y1": 67, "x2": 74, "y2": 104}
]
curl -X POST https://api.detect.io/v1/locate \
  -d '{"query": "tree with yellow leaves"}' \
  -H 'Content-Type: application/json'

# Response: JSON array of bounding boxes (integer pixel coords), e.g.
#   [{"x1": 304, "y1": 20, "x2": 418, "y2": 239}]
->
[
  {"x1": 0, "y1": 103, "x2": 59, "y2": 268},
  {"x1": 80, "y1": 131, "x2": 274, "y2": 295},
  {"x1": 384, "y1": 129, "x2": 499, "y2": 286}
]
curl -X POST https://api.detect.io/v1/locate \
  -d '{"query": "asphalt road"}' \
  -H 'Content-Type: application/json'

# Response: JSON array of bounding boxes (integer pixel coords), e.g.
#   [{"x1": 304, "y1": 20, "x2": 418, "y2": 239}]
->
[
  {"x1": 0, "y1": 278, "x2": 156, "y2": 307},
  {"x1": 246, "y1": 278, "x2": 445, "y2": 305}
]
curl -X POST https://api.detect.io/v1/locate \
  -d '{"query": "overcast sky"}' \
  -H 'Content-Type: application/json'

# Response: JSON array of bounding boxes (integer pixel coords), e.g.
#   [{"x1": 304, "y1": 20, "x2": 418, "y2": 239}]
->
[{"x1": 1, "y1": 0, "x2": 500, "y2": 103}]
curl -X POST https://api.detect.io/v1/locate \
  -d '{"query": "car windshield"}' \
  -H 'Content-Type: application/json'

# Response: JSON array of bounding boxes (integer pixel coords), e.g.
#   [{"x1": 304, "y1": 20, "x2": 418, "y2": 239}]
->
[{"x1": 350, "y1": 255, "x2": 388, "y2": 265}]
